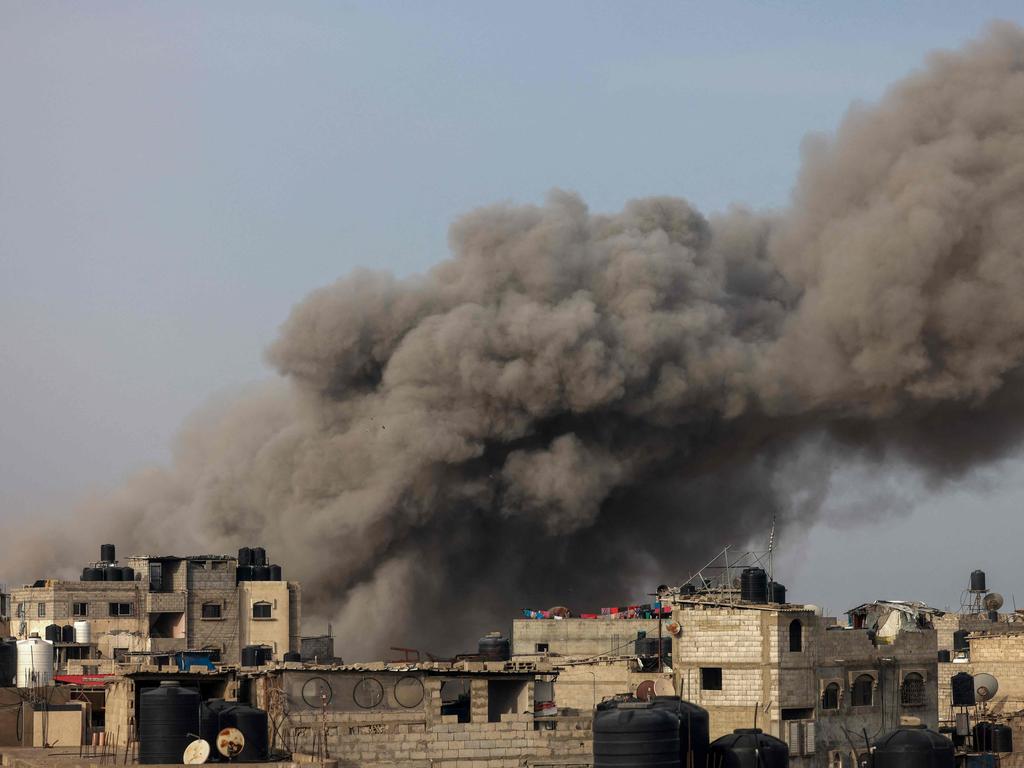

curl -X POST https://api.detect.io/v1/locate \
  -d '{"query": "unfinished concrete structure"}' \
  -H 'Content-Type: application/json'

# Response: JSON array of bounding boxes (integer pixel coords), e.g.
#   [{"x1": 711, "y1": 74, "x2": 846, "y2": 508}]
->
[
  {"x1": 9, "y1": 547, "x2": 301, "y2": 671},
  {"x1": 667, "y1": 595, "x2": 939, "y2": 768},
  {"x1": 245, "y1": 661, "x2": 591, "y2": 768}
]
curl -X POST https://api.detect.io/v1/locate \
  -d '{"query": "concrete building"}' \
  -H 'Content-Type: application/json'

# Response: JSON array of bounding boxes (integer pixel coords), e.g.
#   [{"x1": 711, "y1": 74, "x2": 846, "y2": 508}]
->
[
  {"x1": 668, "y1": 596, "x2": 939, "y2": 768},
  {"x1": 9, "y1": 545, "x2": 301, "y2": 671},
  {"x1": 245, "y1": 660, "x2": 591, "y2": 767}
]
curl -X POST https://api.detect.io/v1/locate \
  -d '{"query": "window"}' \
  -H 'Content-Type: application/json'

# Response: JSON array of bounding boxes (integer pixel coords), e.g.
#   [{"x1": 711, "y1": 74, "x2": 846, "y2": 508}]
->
[
  {"x1": 701, "y1": 667, "x2": 723, "y2": 691},
  {"x1": 252, "y1": 601, "x2": 272, "y2": 619},
  {"x1": 72, "y1": 602, "x2": 87, "y2": 617},
  {"x1": 201, "y1": 603, "x2": 222, "y2": 619},
  {"x1": 789, "y1": 619, "x2": 803, "y2": 652},
  {"x1": 851, "y1": 674, "x2": 874, "y2": 707},
  {"x1": 901, "y1": 673, "x2": 925, "y2": 707},
  {"x1": 109, "y1": 602, "x2": 132, "y2": 617},
  {"x1": 535, "y1": 643, "x2": 549, "y2": 653},
  {"x1": 821, "y1": 682, "x2": 840, "y2": 711},
  {"x1": 16, "y1": 603, "x2": 25, "y2": 618},
  {"x1": 37, "y1": 603, "x2": 46, "y2": 618}
]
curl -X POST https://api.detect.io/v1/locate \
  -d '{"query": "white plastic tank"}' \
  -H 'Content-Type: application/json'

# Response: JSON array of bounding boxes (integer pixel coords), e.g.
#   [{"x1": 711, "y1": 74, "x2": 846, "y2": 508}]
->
[
  {"x1": 73, "y1": 620, "x2": 91, "y2": 645},
  {"x1": 16, "y1": 636, "x2": 54, "y2": 687}
]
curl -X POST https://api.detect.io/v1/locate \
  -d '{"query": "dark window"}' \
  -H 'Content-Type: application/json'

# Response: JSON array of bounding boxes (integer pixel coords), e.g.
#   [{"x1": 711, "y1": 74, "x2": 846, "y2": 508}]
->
[
  {"x1": 201, "y1": 603, "x2": 222, "y2": 619},
  {"x1": 252, "y1": 601, "x2": 272, "y2": 619},
  {"x1": 108, "y1": 602, "x2": 132, "y2": 617},
  {"x1": 902, "y1": 672, "x2": 925, "y2": 707},
  {"x1": 822, "y1": 682, "x2": 840, "y2": 710},
  {"x1": 851, "y1": 674, "x2": 874, "y2": 706},
  {"x1": 72, "y1": 602, "x2": 87, "y2": 617},
  {"x1": 535, "y1": 643, "x2": 549, "y2": 653},
  {"x1": 701, "y1": 667, "x2": 723, "y2": 691},
  {"x1": 789, "y1": 619, "x2": 803, "y2": 652},
  {"x1": 37, "y1": 603, "x2": 46, "y2": 618},
  {"x1": 149, "y1": 563, "x2": 163, "y2": 592}
]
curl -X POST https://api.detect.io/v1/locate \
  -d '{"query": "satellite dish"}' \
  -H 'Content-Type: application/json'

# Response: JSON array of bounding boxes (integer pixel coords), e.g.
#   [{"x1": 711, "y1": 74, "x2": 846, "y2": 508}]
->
[
  {"x1": 665, "y1": 622, "x2": 682, "y2": 637},
  {"x1": 975, "y1": 673, "x2": 999, "y2": 702},
  {"x1": 216, "y1": 727, "x2": 245, "y2": 759},
  {"x1": 183, "y1": 739, "x2": 210, "y2": 765},
  {"x1": 635, "y1": 680, "x2": 656, "y2": 701},
  {"x1": 548, "y1": 606, "x2": 571, "y2": 619},
  {"x1": 653, "y1": 678, "x2": 675, "y2": 696},
  {"x1": 985, "y1": 593, "x2": 1004, "y2": 611}
]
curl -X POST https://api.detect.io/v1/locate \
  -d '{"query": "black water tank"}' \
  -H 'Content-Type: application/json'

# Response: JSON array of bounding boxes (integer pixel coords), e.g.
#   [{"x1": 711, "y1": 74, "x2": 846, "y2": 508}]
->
[
  {"x1": 237, "y1": 547, "x2": 252, "y2": 567},
  {"x1": 951, "y1": 672, "x2": 976, "y2": 707},
  {"x1": 709, "y1": 728, "x2": 788, "y2": 768},
  {"x1": 252, "y1": 565, "x2": 271, "y2": 581},
  {"x1": 953, "y1": 630, "x2": 970, "y2": 652},
  {"x1": 974, "y1": 722, "x2": 1013, "y2": 753},
  {"x1": 251, "y1": 547, "x2": 267, "y2": 566},
  {"x1": 872, "y1": 725, "x2": 954, "y2": 768},
  {"x1": 241, "y1": 645, "x2": 264, "y2": 667},
  {"x1": 81, "y1": 567, "x2": 103, "y2": 582},
  {"x1": 235, "y1": 565, "x2": 255, "y2": 583},
  {"x1": 767, "y1": 582, "x2": 787, "y2": 604},
  {"x1": 740, "y1": 568, "x2": 768, "y2": 603},
  {"x1": 44, "y1": 624, "x2": 61, "y2": 644},
  {"x1": 61, "y1": 625, "x2": 75, "y2": 643},
  {"x1": 594, "y1": 703, "x2": 680, "y2": 768},
  {"x1": 0, "y1": 640, "x2": 16, "y2": 687},
  {"x1": 649, "y1": 697, "x2": 709, "y2": 768},
  {"x1": 138, "y1": 681, "x2": 201, "y2": 764},
  {"x1": 283, "y1": 651, "x2": 301, "y2": 662},
  {"x1": 205, "y1": 701, "x2": 269, "y2": 762},
  {"x1": 937, "y1": 650, "x2": 951, "y2": 663},
  {"x1": 100, "y1": 543, "x2": 116, "y2": 563},
  {"x1": 269, "y1": 564, "x2": 282, "y2": 581},
  {"x1": 988, "y1": 610, "x2": 999, "y2": 623},
  {"x1": 121, "y1": 566, "x2": 136, "y2": 582},
  {"x1": 478, "y1": 634, "x2": 511, "y2": 661},
  {"x1": 105, "y1": 565, "x2": 123, "y2": 581},
  {"x1": 971, "y1": 570, "x2": 987, "y2": 592}
]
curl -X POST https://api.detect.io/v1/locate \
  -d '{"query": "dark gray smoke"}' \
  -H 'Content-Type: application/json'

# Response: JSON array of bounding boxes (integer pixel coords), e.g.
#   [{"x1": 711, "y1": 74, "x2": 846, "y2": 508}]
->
[{"x1": 8, "y1": 23, "x2": 1024, "y2": 659}]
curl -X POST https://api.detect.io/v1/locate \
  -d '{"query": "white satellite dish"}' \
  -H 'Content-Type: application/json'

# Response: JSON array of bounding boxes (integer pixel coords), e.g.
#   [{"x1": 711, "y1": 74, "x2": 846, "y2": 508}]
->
[
  {"x1": 216, "y1": 727, "x2": 245, "y2": 759},
  {"x1": 183, "y1": 739, "x2": 210, "y2": 764},
  {"x1": 984, "y1": 593, "x2": 1004, "y2": 612},
  {"x1": 653, "y1": 678, "x2": 675, "y2": 696},
  {"x1": 975, "y1": 672, "x2": 999, "y2": 702}
]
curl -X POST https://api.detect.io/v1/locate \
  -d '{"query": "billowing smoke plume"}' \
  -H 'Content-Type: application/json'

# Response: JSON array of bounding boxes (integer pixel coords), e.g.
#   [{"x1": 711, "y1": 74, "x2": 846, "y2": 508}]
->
[{"x1": 8, "y1": 23, "x2": 1024, "y2": 659}]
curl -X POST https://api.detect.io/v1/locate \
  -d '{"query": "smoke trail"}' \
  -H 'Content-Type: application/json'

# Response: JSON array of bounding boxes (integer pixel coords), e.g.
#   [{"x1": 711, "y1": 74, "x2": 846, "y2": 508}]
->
[{"x1": 7, "y1": 23, "x2": 1024, "y2": 659}]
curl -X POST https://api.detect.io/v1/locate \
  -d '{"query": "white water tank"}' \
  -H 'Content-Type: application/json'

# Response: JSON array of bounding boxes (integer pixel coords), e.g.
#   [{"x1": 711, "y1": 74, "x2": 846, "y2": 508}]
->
[
  {"x1": 73, "y1": 621, "x2": 91, "y2": 645},
  {"x1": 16, "y1": 637, "x2": 54, "y2": 687}
]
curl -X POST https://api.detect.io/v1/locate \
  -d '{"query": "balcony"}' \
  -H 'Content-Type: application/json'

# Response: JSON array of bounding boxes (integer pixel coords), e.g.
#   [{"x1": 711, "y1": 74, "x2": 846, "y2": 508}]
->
[{"x1": 146, "y1": 591, "x2": 186, "y2": 614}]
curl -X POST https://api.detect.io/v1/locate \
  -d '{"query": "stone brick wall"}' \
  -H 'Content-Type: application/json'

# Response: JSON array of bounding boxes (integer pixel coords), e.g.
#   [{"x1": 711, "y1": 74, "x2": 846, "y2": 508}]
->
[
  {"x1": 511, "y1": 618, "x2": 664, "y2": 658},
  {"x1": 186, "y1": 561, "x2": 240, "y2": 665}
]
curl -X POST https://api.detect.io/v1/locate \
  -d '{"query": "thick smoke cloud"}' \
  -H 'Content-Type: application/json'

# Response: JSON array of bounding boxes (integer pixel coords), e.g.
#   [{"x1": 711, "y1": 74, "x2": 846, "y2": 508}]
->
[{"x1": 7, "y1": 23, "x2": 1024, "y2": 659}]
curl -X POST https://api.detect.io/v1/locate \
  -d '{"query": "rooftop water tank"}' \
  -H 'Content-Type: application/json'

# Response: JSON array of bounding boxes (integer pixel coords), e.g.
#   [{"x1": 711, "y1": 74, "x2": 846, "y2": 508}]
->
[
  {"x1": 593, "y1": 702, "x2": 681, "y2": 768},
  {"x1": 649, "y1": 696, "x2": 709, "y2": 768},
  {"x1": 872, "y1": 725, "x2": 954, "y2": 768},
  {"x1": 478, "y1": 633, "x2": 510, "y2": 661},
  {"x1": 768, "y1": 582, "x2": 787, "y2": 604},
  {"x1": 205, "y1": 700, "x2": 269, "y2": 761},
  {"x1": 974, "y1": 722, "x2": 1012, "y2": 753},
  {"x1": 100, "y1": 543, "x2": 116, "y2": 563},
  {"x1": 709, "y1": 728, "x2": 789, "y2": 768},
  {"x1": 61, "y1": 625, "x2": 75, "y2": 643},
  {"x1": 971, "y1": 570, "x2": 987, "y2": 593},
  {"x1": 74, "y1": 621, "x2": 91, "y2": 645},
  {"x1": 252, "y1": 565, "x2": 271, "y2": 581},
  {"x1": 237, "y1": 547, "x2": 253, "y2": 567},
  {"x1": 138, "y1": 681, "x2": 201, "y2": 764},
  {"x1": 44, "y1": 624, "x2": 61, "y2": 644},
  {"x1": 740, "y1": 569, "x2": 768, "y2": 603},
  {"x1": 81, "y1": 567, "x2": 103, "y2": 582},
  {"x1": 105, "y1": 565, "x2": 123, "y2": 581},
  {"x1": 251, "y1": 547, "x2": 267, "y2": 566},
  {"x1": 16, "y1": 637, "x2": 54, "y2": 688},
  {"x1": 269, "y1": 564, "x2": 282, "y2": 581},
  {"x1": 0, "y1": 639, "x2": 17, "y2": 687}
]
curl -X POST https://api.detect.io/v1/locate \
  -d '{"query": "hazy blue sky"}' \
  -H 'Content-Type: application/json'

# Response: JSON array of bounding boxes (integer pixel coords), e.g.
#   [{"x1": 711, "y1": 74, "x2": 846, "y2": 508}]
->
[{"x1": 3, "y1": 2, "x2": 1024, "y2": 611}]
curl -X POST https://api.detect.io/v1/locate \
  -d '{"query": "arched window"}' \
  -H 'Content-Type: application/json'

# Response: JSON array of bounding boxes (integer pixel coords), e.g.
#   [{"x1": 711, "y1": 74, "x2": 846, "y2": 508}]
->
[
  {"x1": 789, "y1": 619, "x2": 803, "y2": 652},
  {"x1": 901, "y1": 672, "x2": 925, "y2": 706},
  {"x1": 252, "y1": 601, "x2": 272, "y2": 619},
  {"x1": 821, "y1": 682, "x2": 840, "y2": 710},
  {"x1": 851, "y1": 674, "x2": 874, "y2": 707}
]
